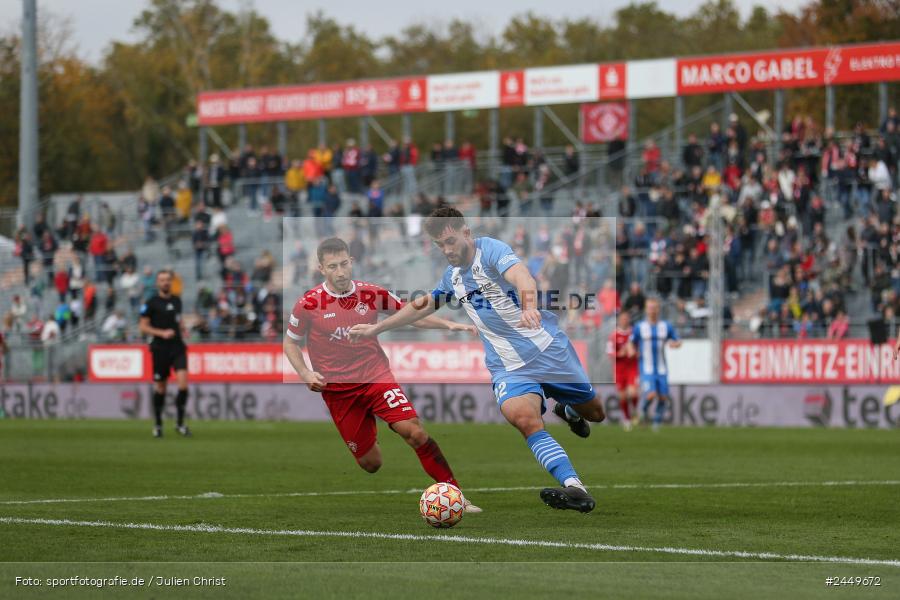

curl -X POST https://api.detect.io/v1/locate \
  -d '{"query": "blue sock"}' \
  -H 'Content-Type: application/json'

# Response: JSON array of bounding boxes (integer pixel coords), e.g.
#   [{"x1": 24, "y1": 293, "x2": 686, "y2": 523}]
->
[
  {"x1": 526, "y1": 430, "x2": 579, "y2": 487},
  {"x1": 653, "y1": 397, "x2": 666, "y2": 425},
  {"x1": 640, "y1": 397, "x2": 650, "y2": 420}
]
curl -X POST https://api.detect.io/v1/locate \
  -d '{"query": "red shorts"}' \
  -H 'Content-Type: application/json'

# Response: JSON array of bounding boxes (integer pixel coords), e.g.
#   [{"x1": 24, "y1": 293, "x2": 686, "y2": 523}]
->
[
  {"x1": 614, "y1": 364, "x2": 638, "y2": 392},
  {"x1": 322, "y1": 380, "x2": 418, "y2": 458}
]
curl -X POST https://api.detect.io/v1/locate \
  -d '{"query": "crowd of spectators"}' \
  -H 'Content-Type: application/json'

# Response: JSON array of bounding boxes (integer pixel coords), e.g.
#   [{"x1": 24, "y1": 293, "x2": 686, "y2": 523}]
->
[
  {"x1": 166, "y1": 134, "x2": 583, "y2": 228},
  {"x1": 480, "y1": 138, "x2": 581, "y2": 217},
  {"x1": 6, "y1": 197, "x2": 149, "y2": 346},
  {"x1": 614, "y1": 108, "x2": 900, "y2": 339},
  {"x1": 173, "y1": 137, "x2": 435, "y2": 214},
  {"x1": 6, "y1": 108, "x2": 900, "y2": 354}
]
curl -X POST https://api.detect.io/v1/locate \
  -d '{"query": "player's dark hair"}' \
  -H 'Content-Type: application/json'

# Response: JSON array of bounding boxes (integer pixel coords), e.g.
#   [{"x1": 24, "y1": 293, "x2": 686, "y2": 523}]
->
[
  {"x1": 424, "y1": 207, "x2": 466, "y2": 238},
  {"x1": 317, "y1": 237, "x2": 350, "y2": 263}
]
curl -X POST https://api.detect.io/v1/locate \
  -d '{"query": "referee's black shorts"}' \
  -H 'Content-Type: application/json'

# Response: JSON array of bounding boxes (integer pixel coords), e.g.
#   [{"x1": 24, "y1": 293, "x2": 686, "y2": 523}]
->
[{"x1": 151, "y1": 343, "x2": 188, "y2": 382}]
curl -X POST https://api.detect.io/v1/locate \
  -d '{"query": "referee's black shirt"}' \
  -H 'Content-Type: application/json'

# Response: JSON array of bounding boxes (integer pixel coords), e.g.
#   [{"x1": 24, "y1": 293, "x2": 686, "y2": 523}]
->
[{"x1": 140, "y1": 295, "x2": 185, "y2": 348}]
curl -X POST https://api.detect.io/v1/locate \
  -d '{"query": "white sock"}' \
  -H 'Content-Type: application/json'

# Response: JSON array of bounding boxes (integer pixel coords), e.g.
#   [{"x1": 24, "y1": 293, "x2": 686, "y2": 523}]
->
[{"x1": 563, "y1": 477, "x2": 586, "y2": 491}]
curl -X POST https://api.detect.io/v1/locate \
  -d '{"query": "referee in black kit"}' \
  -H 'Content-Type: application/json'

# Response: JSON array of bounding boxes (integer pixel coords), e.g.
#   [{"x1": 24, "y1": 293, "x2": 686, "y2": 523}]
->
[{"x1": 138, "y1": 269, "x2": 191, "y2": 438}]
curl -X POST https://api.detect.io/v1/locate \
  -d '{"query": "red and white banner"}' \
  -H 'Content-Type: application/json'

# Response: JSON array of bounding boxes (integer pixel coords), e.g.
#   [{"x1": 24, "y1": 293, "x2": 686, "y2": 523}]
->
[
  {"x1": 499, "y1": 70, "x2": 525, "y2": 107},
  {"x1": 824, "y1": 42, "x2": 900, "y2": 86},
  {"x1": 427, "y1": 71, "x2": 499, "y2": 112},
  {"x1": 524, "y1": 64, "x2": 599, "y2": 106},
  {"x1": 598, "y1": 63, "x2": 626, "y2": 100},
  {"x1": 197, "y1": 41, "x2": 900, "y2": 123},
  {"x1": 677, "y1": 41, "x2": 900, "y2": 95},
  {"x1": 580, "y1": 102, "x2": 629, "y2": 143},
  {"x1": 89, "y1": 343, "x2": 298, "y2": 383},
  {"x1": 721, "y1": 339, "x2": 900, "y2": 384},
  {"x1": 89, "y1": 342, "x2": 591, "y2": 384},
  {"x1": 197, "y1": 77, "x2": 427, "y2": 125},
  {"x1": 89, "y1": 347, "x2": 148, "y2": 380}
]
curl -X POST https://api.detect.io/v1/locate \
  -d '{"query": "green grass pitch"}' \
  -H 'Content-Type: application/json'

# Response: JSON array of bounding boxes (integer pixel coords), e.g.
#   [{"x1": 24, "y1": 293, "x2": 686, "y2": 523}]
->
[{"x1": 0, "y1": 419, "x2": 898, "y2": 598}]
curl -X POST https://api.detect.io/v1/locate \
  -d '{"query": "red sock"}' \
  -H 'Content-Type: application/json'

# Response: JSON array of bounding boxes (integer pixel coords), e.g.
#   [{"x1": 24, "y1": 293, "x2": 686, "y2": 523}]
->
[
  {"x1": 415, "y1": 438, "x2": 459, "y2": 488},
  {"x1": 619, "y1": 393, "x2": 631, "y2": 420}
]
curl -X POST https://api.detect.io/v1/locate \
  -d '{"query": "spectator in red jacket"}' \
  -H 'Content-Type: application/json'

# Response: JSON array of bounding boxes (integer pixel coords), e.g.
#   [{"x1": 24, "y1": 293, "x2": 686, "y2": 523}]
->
[
  {"x1": 459, "y1": 141, "x2": 476, "y2": 170},
  {"x1": 827, "y1": 310, "x2": 849, "y2": 340},
  {"x1": 216, "y1": 225, "x2": 235, "y2": 277},
  {"x1": 598, "y1": 280, "x2": 620, "y2": 316},
  {"x1": 88, "y1": 226, "x2": 109, "y2": 282},
  {"x1": 83, "y1": 282, "x2": 97, "y2": 320},
  {"x1": 642, "y1": 139, "x2": 661, "y2": 174},
  {"x1": 303, "y1": 149, "x2": 323, "y2": 183},
  {"x1": 401, "y1": 137, "x2": 419, "y2": 196},
  {"x1": 723, "y1": 160, "x2": 742, "y2": 195},
  {"x1": 54, "y1": 269, "x2": 70, "y2": 302},
  {"x1": 401, "y1": 138, "x2": 418, "y2": 166}
]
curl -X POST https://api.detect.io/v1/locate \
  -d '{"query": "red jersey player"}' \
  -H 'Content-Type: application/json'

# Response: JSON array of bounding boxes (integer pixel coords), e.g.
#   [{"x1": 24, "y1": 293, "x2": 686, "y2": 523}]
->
[
  {"x1": 608, "y1": 311, "x2": 639, "y2": 431},
  {"x1": 283, "y1": 237, "x2": 481, "y2": 512}
]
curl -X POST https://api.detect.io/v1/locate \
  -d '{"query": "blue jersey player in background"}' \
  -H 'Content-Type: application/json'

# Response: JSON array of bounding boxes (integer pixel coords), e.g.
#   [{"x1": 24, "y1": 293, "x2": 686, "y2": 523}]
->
[
  {"x1": 350, "y1": 207, "x2": 604, "y2": 513},
  {"x1": 631, "y1": 298, "x2": 682, "y2": 431}
]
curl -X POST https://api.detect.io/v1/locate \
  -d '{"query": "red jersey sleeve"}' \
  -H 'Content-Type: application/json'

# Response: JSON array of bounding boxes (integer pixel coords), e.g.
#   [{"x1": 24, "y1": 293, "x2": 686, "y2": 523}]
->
[
  {"x1": 285, "y1": 292, "x2": 314, "y2": 341},
  {"x1": 607, "y1": 331, "x2": 617, "y2": 357}
]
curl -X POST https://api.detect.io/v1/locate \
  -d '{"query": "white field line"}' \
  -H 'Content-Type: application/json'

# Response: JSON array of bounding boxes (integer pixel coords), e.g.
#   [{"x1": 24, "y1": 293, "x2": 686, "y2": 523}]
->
[
  {"x1": 1, "y1": 480, "x2": 898, "y2": 506},
  {"x1": 0, "y1": 516, "x2": 898, "y2": 568}
]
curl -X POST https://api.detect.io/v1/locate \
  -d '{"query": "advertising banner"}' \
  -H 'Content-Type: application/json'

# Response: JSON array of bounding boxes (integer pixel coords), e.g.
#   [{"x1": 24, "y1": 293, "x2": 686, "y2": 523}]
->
[
  {"x1": 625, "y1": 58, "x2": 678, "y2": 99},
  {"x1": 498, "y1": 70, "x2": 525, "y2": 107},
  {"x1": 829, "y1": 42, "x2": 900, "y2": 85},
  {"x1": 676, "y1": 42, "x2": 900, "y2": 95},
  {"x1": 88, "y1": 342, "x2": 591, "y2": 384},
  {"x1": 197, "y1": 42, "x2": 900, "y2": 123},
  {"x1": 523, "y1": 64, "x2": 599, "y2": 106},
  {"x1": 3, "y1": 383, "x2": 897, "y2": 428},
  {"x1": 721, "y1": 339, "x2": 900, "y2": 384},
  {"x1": 197, "y1": 77, "x2": 427, "y2": 125},
  {"x1": 666, "y1": 339, "x2": 715, "y2": 384},
  {"x1": 598, "y1": 63, "x2": 627, "y2": 100},
  {"x1": 427, "y1": 71, "x2": 499, "y2": 112}
]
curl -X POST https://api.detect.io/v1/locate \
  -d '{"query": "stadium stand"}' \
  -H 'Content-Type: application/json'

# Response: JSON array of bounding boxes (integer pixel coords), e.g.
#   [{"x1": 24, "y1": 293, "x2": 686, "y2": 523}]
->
[{"x1": 2, "y1": 102, "x2": 899, "y2": 382}]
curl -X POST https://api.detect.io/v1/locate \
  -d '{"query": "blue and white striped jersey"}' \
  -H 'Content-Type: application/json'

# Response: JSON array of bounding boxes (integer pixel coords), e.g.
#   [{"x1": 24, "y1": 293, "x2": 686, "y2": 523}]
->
[
  {"x1": 631, "y1": 319, "x2": 679, "y2": 376},
  {"x1": 431, "y1": 237, "x2": 561, "y2": 375}
]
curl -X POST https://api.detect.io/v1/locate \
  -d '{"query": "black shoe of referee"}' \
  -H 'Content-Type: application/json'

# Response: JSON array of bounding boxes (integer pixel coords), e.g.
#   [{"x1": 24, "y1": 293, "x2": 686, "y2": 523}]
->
[
  {"x1": 540, "y1": 486, "x2": 596, "y2": 513},
  {"x1": 553, "y1": 402, "x2": 590, "y2": 438},
  {"x1": 153, "y1": 426, "x2": 163, "y2": 439},
  {"x1": 175, "y1": 425, "x2": 192, "y2": 437}
]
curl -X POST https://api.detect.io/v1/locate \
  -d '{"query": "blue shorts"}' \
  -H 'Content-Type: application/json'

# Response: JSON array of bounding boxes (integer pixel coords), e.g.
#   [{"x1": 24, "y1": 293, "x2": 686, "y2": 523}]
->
[
  {"x1": 491, "y1": 337, "x2": 595, "y2": 413},
  {"x1": 640, "y1": 373, "x2": 670, "y2": 398}
]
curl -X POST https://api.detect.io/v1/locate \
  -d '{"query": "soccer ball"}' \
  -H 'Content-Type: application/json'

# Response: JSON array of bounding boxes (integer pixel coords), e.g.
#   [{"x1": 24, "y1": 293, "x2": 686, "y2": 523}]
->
[{"x1": 419, "y1": 482, "x2": 465, "y2": 528}]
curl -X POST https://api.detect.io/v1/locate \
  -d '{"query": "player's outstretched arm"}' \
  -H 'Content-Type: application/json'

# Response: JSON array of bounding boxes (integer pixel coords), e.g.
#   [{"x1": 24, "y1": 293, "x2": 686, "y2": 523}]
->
[
  {"x1": 502, "y1": 262, "x2": 542, "y2": 329},
  {"x1": 350, "y1": 293, "x2": 437, "y2": 339},
  {"x1": 412, "y1": 315, "x2": 477, "y2": 334},
  {"x1": 282, "y1": 336, "x2": 326, "y2": 392}
]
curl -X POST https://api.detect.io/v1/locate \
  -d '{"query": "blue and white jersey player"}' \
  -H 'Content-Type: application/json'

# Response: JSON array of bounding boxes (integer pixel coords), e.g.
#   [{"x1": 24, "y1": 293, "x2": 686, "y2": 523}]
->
[
  {"x1": 631, "y1": 297, "x2": 682, "y2": 430},
  {"x1": 349, "y1": 207, "x2": 604, "y2": 513}
]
